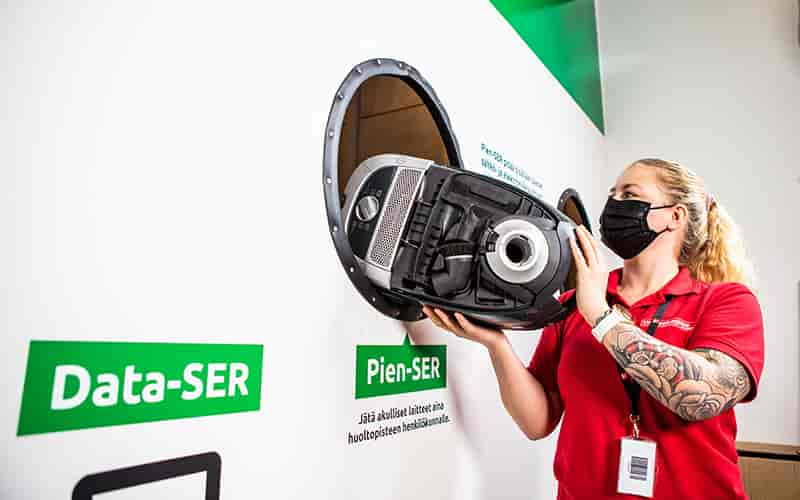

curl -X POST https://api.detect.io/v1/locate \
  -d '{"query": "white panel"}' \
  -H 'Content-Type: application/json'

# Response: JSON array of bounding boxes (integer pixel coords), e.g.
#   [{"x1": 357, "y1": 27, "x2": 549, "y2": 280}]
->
[{"x1": 0, "y1": 1, "x2": 605, "y2": 499}]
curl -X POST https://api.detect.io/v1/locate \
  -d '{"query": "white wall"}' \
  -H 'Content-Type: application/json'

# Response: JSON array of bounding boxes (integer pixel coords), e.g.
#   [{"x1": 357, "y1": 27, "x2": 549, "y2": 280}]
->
[
  {"x1": 597, "y1": 0, "x2": 800, "y2": 445},
  {"x1": 0, "y1": 1, "x2": 605, "y2": 499}
]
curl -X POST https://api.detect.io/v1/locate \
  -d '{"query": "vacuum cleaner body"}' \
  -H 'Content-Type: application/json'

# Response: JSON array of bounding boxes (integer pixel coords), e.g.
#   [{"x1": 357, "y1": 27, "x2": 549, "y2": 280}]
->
[{"x1": 343, "y1": 154, "x2": 577, "y2": 330}]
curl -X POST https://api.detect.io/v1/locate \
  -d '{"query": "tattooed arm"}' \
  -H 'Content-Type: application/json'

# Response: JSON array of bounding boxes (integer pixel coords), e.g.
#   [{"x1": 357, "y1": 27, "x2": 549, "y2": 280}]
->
[
  {"x1": 600, "y1": 317, "x2": 751, "y2": 421},
  {"x1": 566, "y1": 225, "x2": 759, "y2": 422}
]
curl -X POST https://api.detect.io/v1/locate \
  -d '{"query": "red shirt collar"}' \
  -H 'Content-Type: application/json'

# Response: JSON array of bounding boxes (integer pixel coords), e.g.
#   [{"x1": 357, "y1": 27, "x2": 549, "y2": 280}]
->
[{"x1": 607, "y1": 265, "x2": 702, "y2": 308}]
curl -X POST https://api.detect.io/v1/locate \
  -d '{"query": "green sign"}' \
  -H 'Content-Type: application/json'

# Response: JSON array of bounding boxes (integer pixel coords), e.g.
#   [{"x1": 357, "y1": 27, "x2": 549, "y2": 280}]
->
[
  {"x1": 355, "y1": 335, "x2": 446, "y2": 399},
  {"x1": 491, "y1": 0, "x2": 605, "y2": 132},
  {"x1": 17, "y1": 341, "x2": 263, "y2": 436}
]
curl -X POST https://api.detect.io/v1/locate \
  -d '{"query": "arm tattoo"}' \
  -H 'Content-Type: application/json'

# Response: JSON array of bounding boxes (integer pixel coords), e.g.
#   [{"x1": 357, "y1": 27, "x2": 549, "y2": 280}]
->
[{"x1": 602, "y1": 321, "x2": 751, "y2": 421}]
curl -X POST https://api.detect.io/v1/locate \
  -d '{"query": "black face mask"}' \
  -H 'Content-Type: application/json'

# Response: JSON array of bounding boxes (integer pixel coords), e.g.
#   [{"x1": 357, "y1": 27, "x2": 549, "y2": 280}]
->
[{"x1": 599, "y1": 197, "x2": 676, "y2": 259}]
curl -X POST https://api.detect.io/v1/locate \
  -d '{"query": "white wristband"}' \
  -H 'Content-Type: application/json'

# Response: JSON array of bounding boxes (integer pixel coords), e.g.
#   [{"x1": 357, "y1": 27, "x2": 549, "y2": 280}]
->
[{"x1": 591, "y1": 309, "x2": 625, "y2": 342}]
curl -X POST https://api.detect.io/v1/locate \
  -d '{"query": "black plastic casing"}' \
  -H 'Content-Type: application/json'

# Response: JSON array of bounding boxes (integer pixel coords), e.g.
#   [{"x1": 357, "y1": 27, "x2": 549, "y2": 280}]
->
[{"x1": 369, "y1": 163, "x2": 576, "y2": 330}]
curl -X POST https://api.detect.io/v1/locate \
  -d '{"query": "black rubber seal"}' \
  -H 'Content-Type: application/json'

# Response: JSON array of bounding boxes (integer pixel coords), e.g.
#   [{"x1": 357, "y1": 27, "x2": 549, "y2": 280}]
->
[{"x1": 322, "y1": 58, "x2": 464, "y2": 321}]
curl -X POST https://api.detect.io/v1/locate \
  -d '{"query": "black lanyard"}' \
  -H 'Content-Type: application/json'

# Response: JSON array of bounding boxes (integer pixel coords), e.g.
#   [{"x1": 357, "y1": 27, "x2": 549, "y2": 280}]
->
[{"x1": 617, "y1": 297, "x2": 673, "y2": 420}]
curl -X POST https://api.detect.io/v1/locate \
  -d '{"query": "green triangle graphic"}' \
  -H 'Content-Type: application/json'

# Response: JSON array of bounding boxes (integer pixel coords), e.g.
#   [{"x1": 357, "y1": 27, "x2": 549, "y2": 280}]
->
[{"x1": 491, "y1": 0, "x2": 605, "y2": 133}]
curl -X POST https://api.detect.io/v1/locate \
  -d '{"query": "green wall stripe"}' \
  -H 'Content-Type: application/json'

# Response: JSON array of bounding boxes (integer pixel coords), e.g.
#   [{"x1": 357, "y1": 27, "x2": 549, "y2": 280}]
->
[{"x1": 491, "y1": 0, "x2": 604, "y2": 133}]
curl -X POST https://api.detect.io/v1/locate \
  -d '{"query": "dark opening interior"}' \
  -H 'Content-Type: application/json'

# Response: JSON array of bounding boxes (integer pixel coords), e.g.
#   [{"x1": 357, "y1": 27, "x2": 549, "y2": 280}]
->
[
  {"x1": 337, "y1": 76, "x2": 450, "y2": 203},
  {"x1": 323, "y1": 58, "x2": 466, "y2": 322},
  {"x1": 560, "y1": 197, "x2": 584, "y2": 230},
  {"x1": 506, "y1": 236, "x2": 531, "y2": 264}
]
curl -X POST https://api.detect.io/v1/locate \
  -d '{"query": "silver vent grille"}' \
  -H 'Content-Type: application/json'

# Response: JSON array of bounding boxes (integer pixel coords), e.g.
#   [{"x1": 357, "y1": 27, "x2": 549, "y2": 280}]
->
[{"x1": 368, "y1": 168, "x2": 422, "y2": 268}]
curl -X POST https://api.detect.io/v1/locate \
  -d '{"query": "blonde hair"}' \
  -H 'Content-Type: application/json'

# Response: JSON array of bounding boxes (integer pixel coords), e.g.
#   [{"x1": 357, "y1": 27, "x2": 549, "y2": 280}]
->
[{"x1": 629, "y1": 158, "x2": 754, "y2": 287}]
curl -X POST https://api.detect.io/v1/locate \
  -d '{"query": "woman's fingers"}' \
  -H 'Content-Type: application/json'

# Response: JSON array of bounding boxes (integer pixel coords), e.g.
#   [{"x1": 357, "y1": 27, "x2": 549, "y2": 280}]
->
[
  {"x1": 454, "y1": 312, "x2": 496, "y2": 337},
  {"x1": 426, "y1": 309, "x2": 503, "y2": 347},
  {"x1": 433, "y1": 308, "x2": 465, "y2": 336},
  {"x1": 569, "y1": 233, "x2": 588, "y2": 272},
  {"x1": 582, "y1": 225, "x2": 601, "y2": 255},
  {"x1": 454, "y1": 313, "x2": 483, "y2": 342},
  {"x1": 577, "y1": 225, "x2": 606, "y2": 271},
  {"x1": 453, "y1": 312, "x2": 478, "y2": 334},
  {"x1": 424, "y1": 306, "x2": 467, "y2": 338},
  {"x1": 422, "y1": 306, "x2": 444, "y2": 329},
  {"x1": 574, "y1": 225, "x2": 598, "y2": 266},
  {"x1": 423, "y1": 306, "x2": 450, "y2": 332},
  {"x1": 455, "y1": 313, "x2": 505, "y2": 348}
]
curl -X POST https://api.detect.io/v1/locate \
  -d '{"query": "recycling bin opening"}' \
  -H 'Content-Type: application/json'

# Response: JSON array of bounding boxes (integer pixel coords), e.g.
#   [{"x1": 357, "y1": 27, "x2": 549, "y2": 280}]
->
[
  {"x1": 323, "y1": 58, "x2": 464, "y2": 322},
  {"x1": 335, "y1": 74, "x2": 457, "y2": 201},
  {"x1": 323, "y1": 58, "x2": 593, "y2": 329}
]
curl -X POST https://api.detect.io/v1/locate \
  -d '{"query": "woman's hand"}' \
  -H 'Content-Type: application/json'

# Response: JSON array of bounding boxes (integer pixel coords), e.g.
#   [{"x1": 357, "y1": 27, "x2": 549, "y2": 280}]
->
[
  {"x1": 568, "y1": 225, "x2": 611, "y2": 327},
  {"x1": 422, "y1": 306, "x2": 507, "y2": 349},
  {"x1": 423, "y1": 306, "x2": 559, "y2": 440}
]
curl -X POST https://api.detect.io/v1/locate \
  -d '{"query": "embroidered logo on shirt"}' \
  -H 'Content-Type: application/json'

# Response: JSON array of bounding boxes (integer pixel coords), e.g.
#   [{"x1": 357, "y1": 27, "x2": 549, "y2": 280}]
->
[{"x1": 640, "y1": 318, "x2": 695, "y2": 331}]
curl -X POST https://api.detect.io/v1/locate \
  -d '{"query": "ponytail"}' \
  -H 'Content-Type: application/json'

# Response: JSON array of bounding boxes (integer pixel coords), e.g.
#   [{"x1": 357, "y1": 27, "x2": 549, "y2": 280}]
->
[{"x1": 689, "y1": 198, "x2": 754, "y2": 287}]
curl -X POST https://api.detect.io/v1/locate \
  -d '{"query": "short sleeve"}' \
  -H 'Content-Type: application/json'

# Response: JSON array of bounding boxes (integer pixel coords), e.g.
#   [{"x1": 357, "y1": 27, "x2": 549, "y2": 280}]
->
[
  {"x1": 687, "y1": 282, "x2": 765, "y2": 402},
  {"x1": 527, "y1": 322, "x2": 561, "y2": 393},
  {"x1": 526, "y1": 290, "x2": 574, "y2": 393}
]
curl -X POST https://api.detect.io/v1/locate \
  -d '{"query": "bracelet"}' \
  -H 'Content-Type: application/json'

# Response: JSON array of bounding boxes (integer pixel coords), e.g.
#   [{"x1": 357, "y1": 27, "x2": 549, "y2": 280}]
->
[
  {"x1": 591, "y1": 309, "x2": 625, "y2": 342},
  {"x1": 591, "y1": 308, "x2": 614, "y2": 329}
]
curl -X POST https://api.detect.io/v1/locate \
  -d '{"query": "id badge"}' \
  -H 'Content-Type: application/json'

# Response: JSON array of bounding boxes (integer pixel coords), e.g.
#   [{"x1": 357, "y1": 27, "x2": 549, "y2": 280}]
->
[{"x1": 617, "y1": 437, "x2": 656, "y2": 497}]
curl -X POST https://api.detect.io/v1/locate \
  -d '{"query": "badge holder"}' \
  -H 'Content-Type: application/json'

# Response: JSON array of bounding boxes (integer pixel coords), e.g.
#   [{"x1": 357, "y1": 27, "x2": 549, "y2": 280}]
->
[
  {"x1": 614, "y1": 298, "x2": 672, "y2": 498},
  {"x1": 617, "y1": 415, "x2": 656, "y2": 497}
]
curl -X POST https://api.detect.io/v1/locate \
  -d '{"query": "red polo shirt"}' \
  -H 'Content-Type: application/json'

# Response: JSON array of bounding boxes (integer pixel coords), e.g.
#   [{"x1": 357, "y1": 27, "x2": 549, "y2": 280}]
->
[{"x1": 528, "y1": 266, "x2": 765, "y2": 499}]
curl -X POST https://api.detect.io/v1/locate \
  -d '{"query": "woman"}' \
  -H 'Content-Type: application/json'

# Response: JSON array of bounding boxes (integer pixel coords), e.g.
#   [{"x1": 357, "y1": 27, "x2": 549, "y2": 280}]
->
[{"x1": 423, "y1": 159, "x2": 764, "y2": 499}]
